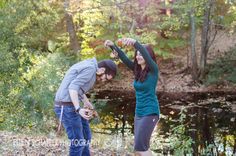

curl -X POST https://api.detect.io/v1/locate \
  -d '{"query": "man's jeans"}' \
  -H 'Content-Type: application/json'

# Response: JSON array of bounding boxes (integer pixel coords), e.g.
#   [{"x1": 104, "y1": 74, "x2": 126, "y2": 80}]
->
[{"x1": 54, "y1": 105, "x2": 91, "y2": 156}]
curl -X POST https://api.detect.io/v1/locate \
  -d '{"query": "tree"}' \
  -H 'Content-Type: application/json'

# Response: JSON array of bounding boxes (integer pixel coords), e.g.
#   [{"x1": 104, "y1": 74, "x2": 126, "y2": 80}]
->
[
  {"x1": 64, "y1": 0, "x2": 80, "y2": 55},
  {"x1": 189, "y1": 9, "x2": 198, "y2": 81},
  {"x1": 199, "y1": 0, "x2": 216, "y2": 79}
]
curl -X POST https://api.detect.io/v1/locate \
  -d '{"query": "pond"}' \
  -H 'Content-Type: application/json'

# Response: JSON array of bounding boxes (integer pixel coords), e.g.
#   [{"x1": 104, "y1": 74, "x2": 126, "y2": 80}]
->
[{"x1": 90, "y1": 90, "x2": 236, "y2": 156}]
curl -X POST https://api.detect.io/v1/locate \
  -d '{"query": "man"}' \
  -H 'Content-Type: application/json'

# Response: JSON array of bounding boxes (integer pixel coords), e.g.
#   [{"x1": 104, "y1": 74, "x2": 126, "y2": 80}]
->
[{"x1": 54, "y1": 58, "x2": 117, "y2": 156}]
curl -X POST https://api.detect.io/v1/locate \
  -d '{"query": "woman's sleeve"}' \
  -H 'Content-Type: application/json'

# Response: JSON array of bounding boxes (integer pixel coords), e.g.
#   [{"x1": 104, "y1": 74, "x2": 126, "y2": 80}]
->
[{"x1": 110, "y1": 45, "x2": 134, "y2": 71}]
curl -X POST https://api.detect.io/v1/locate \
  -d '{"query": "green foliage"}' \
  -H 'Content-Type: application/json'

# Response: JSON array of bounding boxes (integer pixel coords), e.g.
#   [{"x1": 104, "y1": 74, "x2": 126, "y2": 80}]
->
[
  {"x1": 0, "y1": 0, "x2": 236, "y2": 134},
  {"x1": 0, "y1": 51, "x2": 75, "y2": 132},
  {"x1": 73, "y1": 1, "x2": 108, "y2": 59},
  {"x1": 0, "y1": 0, "x2": 61, "y2": 51},
  {"x1": 200, "y1": 143, "x2": 216, "y2": 156},
  {"x1": 0, "y1": 0, "x2": 68, "y2": 132},
  {"x1": 0, "y1": 0, "x2": 7, "y2": 8},
  {"x1": 0, "y1": 42, "x2": 19, "y2": 80},
  {"x1": 20, "y1": 52, "x2": 73, "y2": 132},
  {"x1": 156, "y1": 38, "x2": 186, "y2": 58},
  {"x1": 205, "y1": 48, "x2": 236, "y2": 85},
  {"x1": 15, "y1": 5, "x2": 60, "y2": 50},
  {"x1": 214, "y1": 0, "x2": 236, "y2": 33},
  {"x1": 169, "y1": 108, "x2": 194, "y2": 155}
]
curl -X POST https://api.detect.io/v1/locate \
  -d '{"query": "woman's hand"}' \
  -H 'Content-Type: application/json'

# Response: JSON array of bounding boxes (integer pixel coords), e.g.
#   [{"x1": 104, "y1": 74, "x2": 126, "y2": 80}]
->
[
  {"x1": 118, "y1": 38, "x2": 136, "y2": 46},
  {"x1": 104, "y1": 40, "x2": 118, "y2": 58},
  {"x1": 104, "y1": 40, "x2": 114, "y2": 48},
  {"x1": 110, "y1": 50, "x2": 118, "y2": 58}
]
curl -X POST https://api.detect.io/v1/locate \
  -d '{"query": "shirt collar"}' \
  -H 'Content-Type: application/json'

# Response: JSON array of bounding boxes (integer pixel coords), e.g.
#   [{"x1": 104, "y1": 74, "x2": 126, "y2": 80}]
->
[{"x1": 92, "y1": 57, "x2": 98, "y2": 71}]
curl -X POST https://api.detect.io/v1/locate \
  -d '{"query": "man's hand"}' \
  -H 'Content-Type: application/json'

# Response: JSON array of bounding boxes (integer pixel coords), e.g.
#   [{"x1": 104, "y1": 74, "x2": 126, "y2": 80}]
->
[
  {"x1": 81, "y1": 95, "x2": 98, "y2": 119},
  {"x1": 79, "y1": 108, "x2": 92, "y2": 120},
  {"x1": 84, "y1": 106, "x2": 99, "y2": 118},
  {"x1": 84, "y1": 101, "x2": 94, "y2": 109}
]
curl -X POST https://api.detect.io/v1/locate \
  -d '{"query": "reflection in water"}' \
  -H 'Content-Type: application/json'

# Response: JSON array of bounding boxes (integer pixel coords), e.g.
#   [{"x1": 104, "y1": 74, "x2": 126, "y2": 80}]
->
[{"x1": 91, "y1": 94, "x2": 236, "y2": 156}]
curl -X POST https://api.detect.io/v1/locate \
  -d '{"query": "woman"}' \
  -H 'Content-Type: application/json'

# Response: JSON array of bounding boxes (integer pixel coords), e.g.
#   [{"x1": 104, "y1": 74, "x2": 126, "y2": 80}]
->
[{"x1": 105, "y1": 38, "x2": 160, "y2": 156}]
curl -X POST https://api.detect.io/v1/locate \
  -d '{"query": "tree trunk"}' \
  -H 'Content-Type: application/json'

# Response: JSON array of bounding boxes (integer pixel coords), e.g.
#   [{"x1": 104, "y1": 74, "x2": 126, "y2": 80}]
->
[
  {"x1": 189, "y1": 10, "x2": 198, "y2": 81},
  {"x1": 199, "y1": 0, "x2": 214, "y2": 79},
  {"x1": 64, "y1": 0, "x2": 80, "y2": 54}
]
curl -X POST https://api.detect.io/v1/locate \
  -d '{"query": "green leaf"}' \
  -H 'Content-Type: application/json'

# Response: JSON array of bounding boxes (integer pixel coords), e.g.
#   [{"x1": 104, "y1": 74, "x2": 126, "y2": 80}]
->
[{"x1": 48, "y1": 40, "x2": 56, "y2": 52}]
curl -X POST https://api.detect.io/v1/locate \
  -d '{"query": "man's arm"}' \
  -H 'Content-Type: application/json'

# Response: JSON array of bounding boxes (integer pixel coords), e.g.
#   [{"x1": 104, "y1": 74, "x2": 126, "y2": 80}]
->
[
  {"x1": 69, "y1": 89, "x2": 91, "y2": 120},
  {"x1": 69, "y1": 89, "x2": 81, "y2": 110},
  {"x1": 82, "y1": 94, "x2": 94, "y2": 109},
  {"x1": 68, "y1": 66, "x2": 95, "y2": 99},
  {"x1": 68, "y1": 66, "x2": 95, "y2": 120}
]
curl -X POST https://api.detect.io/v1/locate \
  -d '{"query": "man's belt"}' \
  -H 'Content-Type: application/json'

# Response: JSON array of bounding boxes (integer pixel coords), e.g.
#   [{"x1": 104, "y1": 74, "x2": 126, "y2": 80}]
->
[{"x1": 54, "y1": 101, "x2": 74, "y2": 106}]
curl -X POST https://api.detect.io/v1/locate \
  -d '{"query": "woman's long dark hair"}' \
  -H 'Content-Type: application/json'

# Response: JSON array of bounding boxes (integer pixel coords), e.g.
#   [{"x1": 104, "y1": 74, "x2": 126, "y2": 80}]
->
[{"x1": 134, "y1": 44, "x2": 157, "y2": 82}]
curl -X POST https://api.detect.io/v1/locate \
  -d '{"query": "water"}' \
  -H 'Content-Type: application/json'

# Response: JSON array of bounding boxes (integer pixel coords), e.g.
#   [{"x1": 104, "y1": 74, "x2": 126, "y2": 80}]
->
[{"x1": 91, "y1": 91, "x2": 236, "y2": 155}]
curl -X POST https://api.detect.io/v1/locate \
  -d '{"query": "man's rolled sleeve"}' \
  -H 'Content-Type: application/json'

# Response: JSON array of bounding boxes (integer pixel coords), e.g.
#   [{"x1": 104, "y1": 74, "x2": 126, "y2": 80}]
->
[{"x1": 68, "y1": 67, "x2": 95, "y2": 95}]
